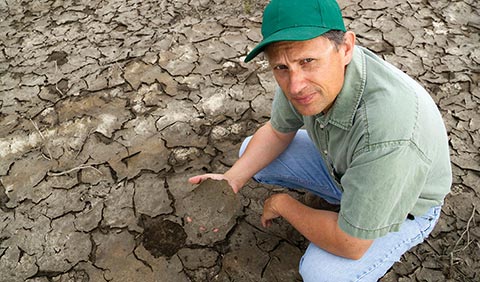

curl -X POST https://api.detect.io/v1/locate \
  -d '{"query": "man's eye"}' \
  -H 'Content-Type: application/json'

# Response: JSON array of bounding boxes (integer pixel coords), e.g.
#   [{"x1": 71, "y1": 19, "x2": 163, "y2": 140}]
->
[
  {"x1": 302, "y1": 58, "x2": 314, "y2": 64},
  {"x1": 274, "y1": 65, "x2": 288, "y2": 70}
]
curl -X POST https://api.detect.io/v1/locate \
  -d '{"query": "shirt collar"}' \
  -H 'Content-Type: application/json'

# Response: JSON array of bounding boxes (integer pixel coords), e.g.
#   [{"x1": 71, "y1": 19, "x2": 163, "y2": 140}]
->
[{"x1": 315, "y1": 46, "x2": 366, "y2": 130}]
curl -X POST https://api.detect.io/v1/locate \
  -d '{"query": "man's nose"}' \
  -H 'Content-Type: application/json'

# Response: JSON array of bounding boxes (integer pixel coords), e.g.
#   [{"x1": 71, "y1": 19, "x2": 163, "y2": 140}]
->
[{"x1": 288, "y1": 70, "x2": 306, "y2": 95}]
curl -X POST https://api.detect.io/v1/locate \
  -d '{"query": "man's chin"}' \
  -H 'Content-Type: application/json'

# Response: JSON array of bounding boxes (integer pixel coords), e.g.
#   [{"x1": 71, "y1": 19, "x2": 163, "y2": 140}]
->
[{"x1": 293, "y1": 105, "x2": 323, "y2": 116}]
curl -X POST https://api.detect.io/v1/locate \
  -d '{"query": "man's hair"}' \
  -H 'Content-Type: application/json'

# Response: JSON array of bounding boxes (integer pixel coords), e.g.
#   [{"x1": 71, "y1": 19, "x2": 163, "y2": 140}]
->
[{"x1": 322, "y1": 30, "x2": 346, "y2": 50}]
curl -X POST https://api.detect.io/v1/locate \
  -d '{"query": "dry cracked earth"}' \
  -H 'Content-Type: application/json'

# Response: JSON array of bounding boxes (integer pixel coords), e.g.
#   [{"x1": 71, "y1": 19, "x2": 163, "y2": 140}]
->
[{"x1": 0, "y1": 0, "x2": 479, "y2": 281}]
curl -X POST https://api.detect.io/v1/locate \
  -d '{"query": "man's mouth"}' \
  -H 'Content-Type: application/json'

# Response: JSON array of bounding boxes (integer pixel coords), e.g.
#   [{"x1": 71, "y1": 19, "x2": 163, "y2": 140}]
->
[{"x1": 293, "y1": 94, "x2": 314, "y2": 105}]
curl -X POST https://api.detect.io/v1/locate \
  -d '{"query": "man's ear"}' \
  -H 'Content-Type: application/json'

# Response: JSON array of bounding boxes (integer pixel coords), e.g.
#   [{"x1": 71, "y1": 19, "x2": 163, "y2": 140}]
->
[{"x1": 342, "y1": 31, "x2": 356, "y2": 66}]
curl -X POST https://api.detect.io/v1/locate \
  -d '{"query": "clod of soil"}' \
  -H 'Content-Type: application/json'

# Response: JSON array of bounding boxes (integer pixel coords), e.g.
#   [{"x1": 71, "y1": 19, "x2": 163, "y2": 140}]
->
[
  {"x1": 177, "y1": 179, "x2": 243, "y2": 245},
  {"x1": 142, "y1": 218, "x2": 187, "y2": 258}
]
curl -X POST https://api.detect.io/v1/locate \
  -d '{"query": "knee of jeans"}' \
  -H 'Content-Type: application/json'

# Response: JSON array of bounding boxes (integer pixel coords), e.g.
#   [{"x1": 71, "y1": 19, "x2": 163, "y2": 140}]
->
[
  {"x1": 239, "y1": 136, "x2": 252, "y2": 158},
  {"x1": 299, "y1": 252, "x2": 331, "y2": 282},
  {"x1": 300, "y1": 251, "x2": 359, "y2": 282},
  {"x1": 298, "y1": 254, "x2": 311, "y2": 281}
]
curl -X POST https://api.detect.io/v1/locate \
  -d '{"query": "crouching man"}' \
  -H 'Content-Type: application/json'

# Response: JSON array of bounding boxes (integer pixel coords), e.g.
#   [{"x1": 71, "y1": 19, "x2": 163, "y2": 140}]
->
[{"x1": 190, "y1": 0, "x2": 451, "y2": 280}]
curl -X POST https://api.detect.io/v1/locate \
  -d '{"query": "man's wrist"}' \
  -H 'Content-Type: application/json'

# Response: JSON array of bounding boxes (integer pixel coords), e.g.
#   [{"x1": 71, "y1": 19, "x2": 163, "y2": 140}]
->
[
  {"x1": 223, "y1": 171, "x2": 246, "y2": 193},
  {"x1": 271, "y1": 193, "x2": 292, "y2": 217}
]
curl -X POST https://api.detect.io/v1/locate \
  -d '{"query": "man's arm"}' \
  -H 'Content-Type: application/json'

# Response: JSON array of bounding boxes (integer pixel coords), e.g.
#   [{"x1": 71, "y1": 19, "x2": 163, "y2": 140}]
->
[
  {"x1": 262, "y1": 193, "x2": 373, "y2": 260},
  {"x1": 189, "y1": 121, "x2": 296, "y2": 193}
]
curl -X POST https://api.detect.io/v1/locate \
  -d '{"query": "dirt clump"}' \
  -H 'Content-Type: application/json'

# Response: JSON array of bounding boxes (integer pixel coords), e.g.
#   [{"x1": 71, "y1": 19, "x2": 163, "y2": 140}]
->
[{"x1": 177, "y1": 179, "x2": 243, "y2": 246}]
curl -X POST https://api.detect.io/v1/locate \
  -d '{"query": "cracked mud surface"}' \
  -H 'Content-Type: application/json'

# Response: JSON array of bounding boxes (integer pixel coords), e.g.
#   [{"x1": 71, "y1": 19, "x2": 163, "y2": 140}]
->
[{"x1": 0, "y1": 0, "x2": 479, "y2": 281}]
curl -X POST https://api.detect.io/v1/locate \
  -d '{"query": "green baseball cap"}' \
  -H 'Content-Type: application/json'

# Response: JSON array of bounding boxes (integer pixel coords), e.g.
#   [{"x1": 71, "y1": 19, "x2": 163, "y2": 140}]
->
[{"x1": 244, "y1": 0, "x2": 346, "y2": 62}]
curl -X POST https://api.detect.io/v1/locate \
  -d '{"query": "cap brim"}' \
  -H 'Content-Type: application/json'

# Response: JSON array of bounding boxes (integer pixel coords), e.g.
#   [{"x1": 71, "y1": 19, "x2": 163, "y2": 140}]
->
[{"x1": 244, "y1": 26, "x2": 332, "y2": 62}]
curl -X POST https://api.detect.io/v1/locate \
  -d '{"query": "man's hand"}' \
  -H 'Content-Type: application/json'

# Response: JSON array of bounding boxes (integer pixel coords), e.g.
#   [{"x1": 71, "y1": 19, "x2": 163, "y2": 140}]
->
[
  {"x1": 261, "y1": 193, "x2": 286, "y2": 228},
  {"x1": 260, "y1": 192, "x2": 373, "y2": 260},
  {"x1": 188, "y1": 174, "x2": 240, "y2": 193},
  {"x1": 189, "y1": 122, "x2": 296, "y2": 195}
]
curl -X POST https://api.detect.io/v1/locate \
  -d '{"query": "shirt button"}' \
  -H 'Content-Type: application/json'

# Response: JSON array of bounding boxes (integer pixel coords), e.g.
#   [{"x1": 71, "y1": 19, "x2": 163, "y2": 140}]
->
[
  {"x1": 323, "y1": 150, "x2": 328, "y2": 155},
  {"x1": 320, "y1": 124, "x2": 325, "y2": 129}
]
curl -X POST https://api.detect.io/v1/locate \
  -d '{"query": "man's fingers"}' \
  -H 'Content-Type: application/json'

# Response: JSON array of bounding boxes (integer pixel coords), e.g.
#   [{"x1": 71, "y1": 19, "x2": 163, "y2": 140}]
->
[
  {"x1": 188, "y1": 174, "x2": 226, "y2": 185},
  {"x1": 187, "y1": 174, "x2": 241, "y2": 193},
  {"x1": 261, "y1": 216, "x2": 267, "y2": 227},
  {"x1": 188, "y1": 176, "x2": 202, "y2": 184},
  {"x1": 261, "y1": 216, "x2": 272, "y2": 228},
  {"x1": 261, "y1": 212, "x2": 274, "y2": 228},
  {"x1": 261, "y1": 194, "x2": 285, "y2": 228}
]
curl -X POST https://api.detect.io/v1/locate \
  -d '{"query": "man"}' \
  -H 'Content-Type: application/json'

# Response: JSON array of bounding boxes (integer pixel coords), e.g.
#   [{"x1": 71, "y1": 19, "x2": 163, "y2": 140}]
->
[{"x1": 189, "y1": 0, "x2": 452, "y2": 280}]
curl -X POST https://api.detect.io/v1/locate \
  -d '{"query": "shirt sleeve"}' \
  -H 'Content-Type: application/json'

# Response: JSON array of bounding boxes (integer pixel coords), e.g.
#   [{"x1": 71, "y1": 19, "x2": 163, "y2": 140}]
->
[
  {"x1": 270, "y1": 86, "x2": 304, "y2": 133},
  {"x1": 337, "y1": 141, "x2": 431, "y2": 240}
]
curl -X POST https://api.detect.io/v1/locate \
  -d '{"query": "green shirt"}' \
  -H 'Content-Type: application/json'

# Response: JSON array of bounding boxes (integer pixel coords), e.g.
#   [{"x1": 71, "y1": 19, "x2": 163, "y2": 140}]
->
[{"x1": 270, "y1": 46, "x2": 452, "y2": 240}]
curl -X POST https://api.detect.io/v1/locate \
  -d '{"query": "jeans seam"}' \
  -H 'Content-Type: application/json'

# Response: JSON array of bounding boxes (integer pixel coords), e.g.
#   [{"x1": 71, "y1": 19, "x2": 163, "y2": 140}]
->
[
  {"x1": 417, "y1": 219, "x2": 433, "y2": 236},
  {"x1": 415, "y1": 206, "x2": 440, "y2": 237}
]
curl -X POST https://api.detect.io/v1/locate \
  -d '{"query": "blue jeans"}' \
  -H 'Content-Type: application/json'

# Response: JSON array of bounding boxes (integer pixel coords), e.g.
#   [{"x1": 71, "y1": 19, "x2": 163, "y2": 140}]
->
[{"x1": 239, "y1": 130, "x2": 442, "y2": 281}]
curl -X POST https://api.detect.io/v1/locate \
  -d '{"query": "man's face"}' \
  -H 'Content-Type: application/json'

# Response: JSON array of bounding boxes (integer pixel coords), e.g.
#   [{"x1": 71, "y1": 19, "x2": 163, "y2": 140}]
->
[{"x1": 266, "y1": 35, "x2": 352, "y2": 116}]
